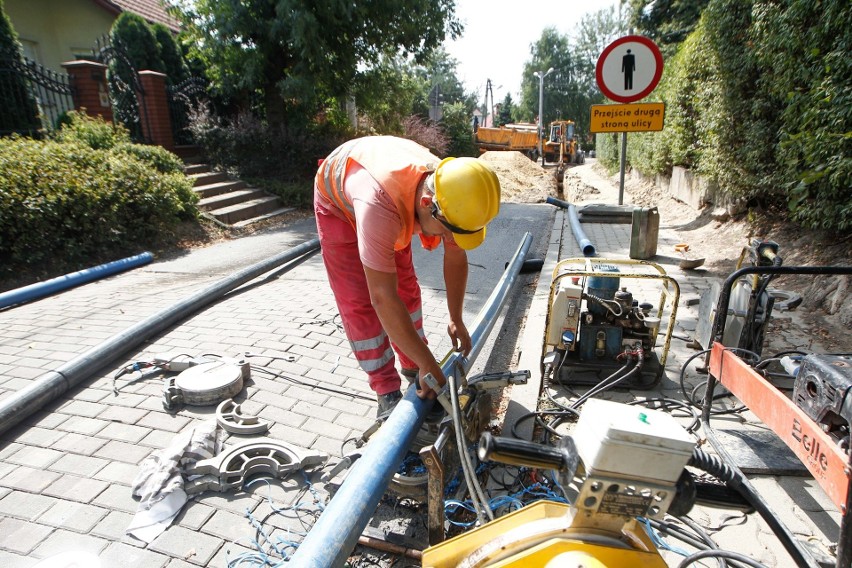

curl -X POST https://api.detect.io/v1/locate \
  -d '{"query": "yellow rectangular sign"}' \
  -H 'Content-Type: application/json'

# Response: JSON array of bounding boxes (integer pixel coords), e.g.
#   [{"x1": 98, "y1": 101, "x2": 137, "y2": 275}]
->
[{"x1": 590, "y1": 103, "x2": 665, "y2": 133}]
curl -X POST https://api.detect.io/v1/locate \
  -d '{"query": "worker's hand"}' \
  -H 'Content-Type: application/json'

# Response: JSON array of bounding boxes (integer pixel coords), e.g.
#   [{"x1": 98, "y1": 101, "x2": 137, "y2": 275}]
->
[
  {"x1": 447, "y1": 320, "x2": 472, "y2": 356},
  {"x1": 415, "y1": 366, "x2": 446, "y2": 400}
]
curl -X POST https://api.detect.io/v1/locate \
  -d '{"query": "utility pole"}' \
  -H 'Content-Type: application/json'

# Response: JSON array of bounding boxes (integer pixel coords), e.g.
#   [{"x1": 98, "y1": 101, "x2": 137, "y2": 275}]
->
[{"x1": 533, "y1": 67, "x2": 554, "y2": 166}]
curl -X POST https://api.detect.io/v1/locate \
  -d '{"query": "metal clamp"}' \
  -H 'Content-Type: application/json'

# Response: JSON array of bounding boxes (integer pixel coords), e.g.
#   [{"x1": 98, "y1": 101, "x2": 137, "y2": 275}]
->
[
  {"x1": 184, "y1": 439, "x2": 327, "y2": 494},
  {"x1": 215, "y1": 398, "x2": 270, "y2": 435}
]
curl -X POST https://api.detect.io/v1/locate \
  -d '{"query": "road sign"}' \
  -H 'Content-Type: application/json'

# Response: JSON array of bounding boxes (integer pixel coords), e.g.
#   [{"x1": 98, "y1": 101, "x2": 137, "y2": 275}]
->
[
  {"x1": 590, "y1": 102, "x2": 665, "y2": 133},
  {"x1": 596, "y1": 35, "x2": 663, "y2": 103}
]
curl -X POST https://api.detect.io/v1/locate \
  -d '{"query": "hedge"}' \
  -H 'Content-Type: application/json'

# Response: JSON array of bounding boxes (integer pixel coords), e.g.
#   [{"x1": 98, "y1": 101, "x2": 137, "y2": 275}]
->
[
  {"x1": 601, "y1": 0, "x2": 851, "y2": 231},
  {"x1": 0, "y1": 119, "x2": 197, "y2": 273}
]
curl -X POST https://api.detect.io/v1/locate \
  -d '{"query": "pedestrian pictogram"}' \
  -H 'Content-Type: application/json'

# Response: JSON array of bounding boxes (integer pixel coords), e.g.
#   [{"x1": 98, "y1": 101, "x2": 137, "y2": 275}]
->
[{"x1": 596, "y1": 35, "x2": 663, "y2": 104}]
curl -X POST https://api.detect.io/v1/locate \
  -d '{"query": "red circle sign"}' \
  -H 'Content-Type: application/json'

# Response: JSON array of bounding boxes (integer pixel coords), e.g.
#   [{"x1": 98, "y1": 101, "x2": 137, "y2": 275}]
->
[{"x1": 596, "y1": 35, "x2": 663, "y2": 103}]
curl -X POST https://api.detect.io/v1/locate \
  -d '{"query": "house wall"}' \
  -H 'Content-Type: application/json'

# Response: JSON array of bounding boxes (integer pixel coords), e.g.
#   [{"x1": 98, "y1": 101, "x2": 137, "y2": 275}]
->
[{"x1": 5, "y1": 0, "x2": 116, "y2": 73}]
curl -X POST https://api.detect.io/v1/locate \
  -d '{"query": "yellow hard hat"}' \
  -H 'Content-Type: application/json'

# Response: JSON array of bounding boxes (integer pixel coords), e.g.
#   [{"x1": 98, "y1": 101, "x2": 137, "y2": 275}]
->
[{"x1": 433, "y1": 157, "x2": 501, "y2": 250}]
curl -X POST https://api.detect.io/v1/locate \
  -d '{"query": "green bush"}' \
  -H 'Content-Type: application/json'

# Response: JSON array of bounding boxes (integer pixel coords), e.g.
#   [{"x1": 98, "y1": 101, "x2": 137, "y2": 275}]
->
[
  {"x1": 624, "y1": 0, "x2": 850, "y2": 231},
  {"x1": 754, "y1": 0, "x2": 852, "y2": 230},
  {"x1": 245, "y1": 177, "x2": 313, "y2": 209},
  {"x1": 113, "y1": 142, "x2": 186, "y2": 174},
  {"x1": 0, "y1": 136, "x2": 197, "y2": 273},
  {"x1": 110, "y1": 12, "x2": 164, "y2": 73},
  {"x1": 53, "y1": 110, "x2": 130, "y2": 149},
  {"x1": 188, "y1": 104, "x2": 347, "y2": 183}
]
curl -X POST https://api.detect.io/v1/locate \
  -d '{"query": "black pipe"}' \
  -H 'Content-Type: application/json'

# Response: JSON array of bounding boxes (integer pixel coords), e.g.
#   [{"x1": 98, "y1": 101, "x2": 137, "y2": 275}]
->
[{"x1": 0, "y1": 239, "x2": 321, "y2": 435}]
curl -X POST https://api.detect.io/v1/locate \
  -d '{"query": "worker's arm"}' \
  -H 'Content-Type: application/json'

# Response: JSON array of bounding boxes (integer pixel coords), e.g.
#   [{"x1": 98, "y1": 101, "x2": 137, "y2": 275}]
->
[
  {"x1": 443, "y1": 244, "x2": 472, "y2": 356},
  {"x1": 363, "y1": 266, "x2": 445, "y2": 398}
]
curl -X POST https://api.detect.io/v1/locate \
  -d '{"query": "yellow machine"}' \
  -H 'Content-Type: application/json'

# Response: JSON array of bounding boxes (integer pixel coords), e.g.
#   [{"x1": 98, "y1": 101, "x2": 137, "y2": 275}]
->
[
  {"x1": 422, "y1": 399, "x2": 697, "y2": 567},
  {"x1": 422, "y1": 260, "x2": 695, "y2": 567},
  {"x1": 473, "y1": 120, "x2": 584, "y2": 170},
  {"x1": 474, "y1": 123, "x2": 540, "y2": 160},
  {"x1": 542, "y1": 120, "x2": 584, "y2": 167}
]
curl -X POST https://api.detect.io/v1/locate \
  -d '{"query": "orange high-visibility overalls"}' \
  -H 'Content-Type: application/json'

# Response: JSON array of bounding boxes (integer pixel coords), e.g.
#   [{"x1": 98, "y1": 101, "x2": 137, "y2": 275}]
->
[{"x1": 314, "y1": 137, "x2": 441, "y2": 395}]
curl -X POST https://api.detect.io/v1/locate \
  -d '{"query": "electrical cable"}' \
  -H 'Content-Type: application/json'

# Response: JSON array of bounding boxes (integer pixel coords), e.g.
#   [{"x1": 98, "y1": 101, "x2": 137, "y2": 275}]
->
[
  {"x1": 689, "y1": 444, "x2": 821, "y2": 568},
  {"x1": 570, "y1": 348, "x2": 643, "y2": 410},
  {"x1": 448, "y1": 372, "x2": 493, "y2": 524},
  {"x1": 250, "y1": 364, "x2": 374, "y2": 402}
]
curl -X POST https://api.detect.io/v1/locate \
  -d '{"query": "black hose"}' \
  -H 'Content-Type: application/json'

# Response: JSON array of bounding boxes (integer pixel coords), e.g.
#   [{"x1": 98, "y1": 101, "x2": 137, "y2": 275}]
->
[{"x1": 694, "y1": 435, "x2": 821, "y2": 567}]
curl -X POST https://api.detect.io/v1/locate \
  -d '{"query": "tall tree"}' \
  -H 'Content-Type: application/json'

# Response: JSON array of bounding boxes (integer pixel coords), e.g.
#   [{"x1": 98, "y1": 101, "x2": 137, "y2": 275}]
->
[
  {"x1": 520, "y1": 28, "x2": 590, "y2": 134},
  {"x1": 110, "y1": 12, "x2": 164, "y2": 72},
  {"x1": 0, "y1": 0, "x2": 39, "y2": 135},
  {"x1": 152, "y1": 23, "x2": 188, "y2": 84},
  {"x1": 350, "y1": 54, "x2": 421, "y2": 134},
  {"x1": 175, "y1": 0, "x2": 462, "y2": 128},
  {"x1": 628, "y1": 0, "x2": 709, "y2": 53},
  {"x1": 497, "y1": 93, "x2": 514, "y2": 126}
]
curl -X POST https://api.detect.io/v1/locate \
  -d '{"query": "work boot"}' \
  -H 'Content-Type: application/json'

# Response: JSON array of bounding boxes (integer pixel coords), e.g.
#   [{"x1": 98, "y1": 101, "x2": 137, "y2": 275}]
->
[{"x1": 376, "y1": 390, "x2": 403, "y2": 420}]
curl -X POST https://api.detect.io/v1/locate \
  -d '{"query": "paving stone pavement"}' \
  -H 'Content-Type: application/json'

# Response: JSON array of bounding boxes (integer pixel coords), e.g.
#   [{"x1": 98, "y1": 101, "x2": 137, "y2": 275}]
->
[{"x1": 0, "y1": 164, "x2": 842, "y2": 567}]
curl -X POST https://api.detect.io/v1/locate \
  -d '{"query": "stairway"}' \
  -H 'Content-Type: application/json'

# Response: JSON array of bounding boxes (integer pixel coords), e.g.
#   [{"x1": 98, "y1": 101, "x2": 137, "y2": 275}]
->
[{"x1": 177, "y1": 147, "x2": 293, "y2": 228}]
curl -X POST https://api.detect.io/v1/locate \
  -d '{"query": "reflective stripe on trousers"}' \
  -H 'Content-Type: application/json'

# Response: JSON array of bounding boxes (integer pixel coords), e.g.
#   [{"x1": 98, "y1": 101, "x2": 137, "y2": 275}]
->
[{"x1": 315, "y1": 200, "x2": 427, "y2": 396}]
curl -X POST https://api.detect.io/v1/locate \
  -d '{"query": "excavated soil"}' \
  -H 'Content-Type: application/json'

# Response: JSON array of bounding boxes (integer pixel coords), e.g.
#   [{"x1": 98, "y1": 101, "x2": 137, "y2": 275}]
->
[
  {"x1": 479, "y1": 151, "x2": 557, "y2": 203},
  {"x1": 476, "y1": 150, "x2": 850, "y2": 351}
]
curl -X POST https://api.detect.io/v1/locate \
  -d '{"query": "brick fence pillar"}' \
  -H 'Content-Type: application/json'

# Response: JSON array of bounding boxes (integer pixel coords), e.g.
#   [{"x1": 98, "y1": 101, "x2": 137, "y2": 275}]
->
[
  {"x1": 61, "y1": 60, "x2": 113, "y2": 122},
  {"x1": 137, "y1": 70, "x2": 174, "y2": 151}
]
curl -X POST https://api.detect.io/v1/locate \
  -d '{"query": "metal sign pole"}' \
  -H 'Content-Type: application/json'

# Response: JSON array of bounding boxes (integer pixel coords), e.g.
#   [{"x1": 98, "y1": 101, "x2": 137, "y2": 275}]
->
[{"x1": 618, "y1": 132, "x2": 627, "y2": 205}]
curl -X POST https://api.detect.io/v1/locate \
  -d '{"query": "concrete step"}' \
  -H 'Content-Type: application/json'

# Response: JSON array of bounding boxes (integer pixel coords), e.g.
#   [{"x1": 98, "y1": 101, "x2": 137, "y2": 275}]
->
[
  {"x1": 231, "y1": 206, "x2": 296, "y2": 228},
  {"x1": 189, "y1": 171, "x2": 229, "y2": 187},
  {"x1": 193, "y1": 180, "x2": 247, "y2": 199},
  {"x1": 174, "y1": 145, "x2": 203, "y2": 161},
  {"x1": 183, "y1": 163, "x2": 210, "y2": 175},
  {"x1": 208, "y1": 195, "x2": 284, "y2": 225},
  {"x1": 197, "y1": 188, "x2": 268, "y2": 211}
]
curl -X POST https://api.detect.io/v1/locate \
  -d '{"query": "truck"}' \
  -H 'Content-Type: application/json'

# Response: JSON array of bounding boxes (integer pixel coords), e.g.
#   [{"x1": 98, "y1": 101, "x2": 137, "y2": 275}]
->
[
  {"x1": 473, "y1": 122, "x2": 540, "y2": 160},
  {"x1": 474, "y1": 120, "x2": 584, "y2": 170}
]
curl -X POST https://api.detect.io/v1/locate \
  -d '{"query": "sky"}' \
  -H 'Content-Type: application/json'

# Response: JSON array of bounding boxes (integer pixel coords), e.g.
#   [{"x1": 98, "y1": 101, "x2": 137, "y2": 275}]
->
[{"x1": 443, "y1": 0, "x2": 623, "y2": 103}]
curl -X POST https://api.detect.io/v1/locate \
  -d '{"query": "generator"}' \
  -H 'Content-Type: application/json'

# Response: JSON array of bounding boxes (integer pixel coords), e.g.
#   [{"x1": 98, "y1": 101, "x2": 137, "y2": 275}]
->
[
  {"x1": 792, "y1": 354, "x2": 852, "y2": 452},
  {"x1": 541, "y1": 258, "x2": 680, "y2": 389}
]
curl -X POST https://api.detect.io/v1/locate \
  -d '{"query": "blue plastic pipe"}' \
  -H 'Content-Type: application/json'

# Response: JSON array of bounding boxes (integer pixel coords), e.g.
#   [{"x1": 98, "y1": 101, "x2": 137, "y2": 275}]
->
[
  {"x1": 0, "y1": 252, "x2": 154, "y2": 310},
  {"x1": 0, "y1": 239, "x2": 321, "y2": 435},
  {"x1": 546, "y1": 196, "x2": 596, "y2": 257},
  {"x1": 290, "y1": 232, "x2": 533, "y2": 567}
]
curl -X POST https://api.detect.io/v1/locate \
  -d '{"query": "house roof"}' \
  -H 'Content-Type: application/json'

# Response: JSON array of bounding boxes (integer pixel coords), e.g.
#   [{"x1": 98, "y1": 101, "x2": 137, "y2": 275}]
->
[{"x1": 93, "y1": 0, "x2": 182, "y2": 32}]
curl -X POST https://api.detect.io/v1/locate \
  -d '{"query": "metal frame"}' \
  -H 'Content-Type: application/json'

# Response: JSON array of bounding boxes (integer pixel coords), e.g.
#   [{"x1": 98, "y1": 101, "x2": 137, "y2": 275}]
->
[
  {"x1": 702, "y1": 265, "x2": 852, "y2": 568},
  {"x1": 540, "y1": 257, "x2": 680, "y2": 385}
]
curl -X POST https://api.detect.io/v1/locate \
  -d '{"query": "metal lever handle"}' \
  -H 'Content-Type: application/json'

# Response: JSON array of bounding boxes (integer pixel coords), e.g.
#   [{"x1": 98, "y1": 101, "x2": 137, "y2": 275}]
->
[{"x1": 478, "y1": 432, "x2": 580, "y2": 481}]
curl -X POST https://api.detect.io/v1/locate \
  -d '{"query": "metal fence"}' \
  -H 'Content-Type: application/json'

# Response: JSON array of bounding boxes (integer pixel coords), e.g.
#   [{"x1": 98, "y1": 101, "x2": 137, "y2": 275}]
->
[
  {"x1": 93, "y1": 36, "x2": 148, "y2": 143},
  {"x1": 167, "y1": 76, "x2": 207, "y2": 146},
  {"x1": 0, "y1": 57, "x2": 74, "y2": 137}
]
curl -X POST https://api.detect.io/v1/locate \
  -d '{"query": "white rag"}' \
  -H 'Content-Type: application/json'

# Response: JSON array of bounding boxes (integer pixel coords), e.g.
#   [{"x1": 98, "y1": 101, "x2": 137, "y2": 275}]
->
[{"x1": 126, "y1": 420, "x2": 222, "y2": 543}]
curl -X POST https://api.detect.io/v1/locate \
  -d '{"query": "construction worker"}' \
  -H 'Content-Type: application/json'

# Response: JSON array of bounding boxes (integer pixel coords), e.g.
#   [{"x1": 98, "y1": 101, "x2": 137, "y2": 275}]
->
[{"x1": 314, "y1": 136, "x2": 501, "y2": 419}]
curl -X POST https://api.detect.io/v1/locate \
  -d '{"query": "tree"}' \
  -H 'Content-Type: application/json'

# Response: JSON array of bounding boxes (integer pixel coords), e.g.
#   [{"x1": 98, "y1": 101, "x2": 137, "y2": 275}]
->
[
  {"x1": 0, "y1": 0, "x2": 39, "y2": 135},
  {"x1": 520, "y1": 28, "x2": 587, "y2": 135},
  {"x1": 628, "y1": 0, "x2": 709, "y2": 54},
  {"x1": 497, "y1": 94, "x2": 514, "y2": 126},
  {"x1": 152, "y1": 23, "x2": 188, "y2": 83},
  {"x1": 570, "y1": 6, "x2": 631, "y2": 146},
  {"x1": 175, "y1": 0, "x2": 462, "y2": 129},
  {"x1": 110, "y1": 12, "x2": 164, "y2": 72},
  {"x1": 350, "y1": 54, "x2": 421, "y2": 134},
  {"x1": 441, "y1": 101, "x2": 477, "y2": 157}
]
